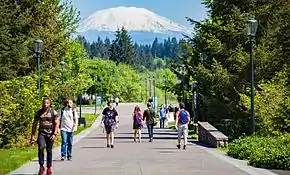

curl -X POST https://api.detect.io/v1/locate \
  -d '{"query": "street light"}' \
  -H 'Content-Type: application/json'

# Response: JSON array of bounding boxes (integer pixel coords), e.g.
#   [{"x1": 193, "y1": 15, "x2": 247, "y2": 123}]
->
[
  {"x1": 98, "y1": 76, "x2": 103, "y2": 106},
  {"x1": 192, "y1": 81, "x2": 198, "y2": 122},
  {"x1": 163, "y1": 75, "x2": 167, "y2": 107},
  {"x1": 60, "y1": 60, "x2": 66, "y2": 84},
  {"x1": 246, "y1": 17, "x2": 258, "y2": 134},
  {"x1": 180, "y1": 64, "x2": 186, "y2": 102},
  {"x1": 152, "y1": 75, "x2": 156, "y2": 111},
  {"x1": 94, "y1": 75, "x2": 98, "y2": 114},
  {"x1": 34, "y1": 39, "x2": 43, "y2": 96}
]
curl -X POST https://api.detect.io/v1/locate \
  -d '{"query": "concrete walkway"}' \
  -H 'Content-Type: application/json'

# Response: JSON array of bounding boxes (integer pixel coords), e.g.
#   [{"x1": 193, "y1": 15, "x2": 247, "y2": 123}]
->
[{"x1": 10, "y1": 103, "x2": 278, "y2": 175}]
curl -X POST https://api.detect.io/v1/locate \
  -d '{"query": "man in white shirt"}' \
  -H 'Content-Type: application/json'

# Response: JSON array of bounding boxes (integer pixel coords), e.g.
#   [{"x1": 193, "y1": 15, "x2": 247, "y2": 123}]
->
[
  {"x1": 59, "y1": 99, "x2": 78, "y2": 161},
  {"x1": 115, "y1": 97, "x2": 119, "y2": 106}
]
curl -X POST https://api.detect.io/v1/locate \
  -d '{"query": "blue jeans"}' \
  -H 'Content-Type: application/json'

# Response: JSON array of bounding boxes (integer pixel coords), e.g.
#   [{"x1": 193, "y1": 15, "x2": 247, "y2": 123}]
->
[
  {"x1": 147, "y1": 124, "x2": 154, "y2": 139},
  {"x1": 61, "y1": 130, "x2": 73, "y2": 158}
]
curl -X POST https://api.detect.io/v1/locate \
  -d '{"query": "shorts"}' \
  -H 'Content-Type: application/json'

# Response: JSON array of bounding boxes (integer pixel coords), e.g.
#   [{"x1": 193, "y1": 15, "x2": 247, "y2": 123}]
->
[
  {"x1": 105, "y1": 124, "x2": 115, "y2": 134},
  {"x1": 177, "y1": 124, "x2": 188, "y2": 138}
]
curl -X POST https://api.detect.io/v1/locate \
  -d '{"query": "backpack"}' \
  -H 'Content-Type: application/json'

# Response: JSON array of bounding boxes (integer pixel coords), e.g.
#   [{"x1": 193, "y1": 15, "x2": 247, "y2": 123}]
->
[
  {"x1": 178, "y1": 109, "x2": 189, "y2": 124},
  {"x1": 60, "y1": 107, "x2": 75, "y2": 119},
  {"x1": 60, "y1": 107, "x2": 76, "y2": 129}
]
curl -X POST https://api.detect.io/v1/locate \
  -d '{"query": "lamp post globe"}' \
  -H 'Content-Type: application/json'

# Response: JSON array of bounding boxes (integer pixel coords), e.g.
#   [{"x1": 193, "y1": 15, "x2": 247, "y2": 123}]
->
[
  {"x1": 246, "y1": 18, "x2": 258, "y2": 37},
  {"x1": 34, "y1": 39, "x2": 43, "y2": 54}
]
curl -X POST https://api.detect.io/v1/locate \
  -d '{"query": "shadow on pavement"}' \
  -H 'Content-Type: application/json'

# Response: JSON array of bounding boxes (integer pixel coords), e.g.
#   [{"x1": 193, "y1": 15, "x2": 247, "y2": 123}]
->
[
  {"x1": 80, "y1": 146, "x2": 106, "y2": 149},
  {"x1": 84, "y1": 136, "x2": 178, "y2": 140},
  {"x1": 189, "y1": 140, "x2": 212, "y2": 148},
  {"x1": 31, "y1": 159, "x2": 64, "y2": 162},
  {"x1": 117, "y1": 132, "x2": 177, "y2": 136},
  {"x1": 152, "y1": 147, "x2": 177, "y2": 150}
]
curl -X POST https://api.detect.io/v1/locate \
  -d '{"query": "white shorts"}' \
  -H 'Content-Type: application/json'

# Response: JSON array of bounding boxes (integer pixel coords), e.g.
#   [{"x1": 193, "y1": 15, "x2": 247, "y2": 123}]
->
[{"x1": 177, "y1": 124, "x2": 188, "y2": 138}]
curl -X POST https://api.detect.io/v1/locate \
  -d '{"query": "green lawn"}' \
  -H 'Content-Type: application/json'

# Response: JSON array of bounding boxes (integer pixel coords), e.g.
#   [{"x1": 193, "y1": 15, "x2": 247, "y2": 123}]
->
[{"x1": 0, "y1": 113, "x2": 99, "y2": 175}]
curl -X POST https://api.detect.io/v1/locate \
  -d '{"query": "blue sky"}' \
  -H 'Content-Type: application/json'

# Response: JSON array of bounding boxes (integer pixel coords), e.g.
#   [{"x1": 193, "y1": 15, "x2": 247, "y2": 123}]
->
[{"x1": 64, "y1": 0, "x2": 208, "y2": 27}]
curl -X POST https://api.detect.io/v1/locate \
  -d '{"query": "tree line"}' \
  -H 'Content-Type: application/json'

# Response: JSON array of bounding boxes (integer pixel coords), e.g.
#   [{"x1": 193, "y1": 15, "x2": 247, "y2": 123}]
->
[{"x1": 77, "y1": 27, "x2": 184, "y2": 71}]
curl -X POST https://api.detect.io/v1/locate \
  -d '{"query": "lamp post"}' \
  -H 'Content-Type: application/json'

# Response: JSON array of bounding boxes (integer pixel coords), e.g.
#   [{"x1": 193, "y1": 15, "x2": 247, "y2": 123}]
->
[
  {"x1": 34, "y1": 39, "x2": 43, "y2": 96},
  {"x1": 192, "y1": 81, "x2": 198, "y2": 121},
  {"x1": 98, "y1": 76, "x2": 103, "y2": 106},
  {"x1": 163, "y1": 75, "x2": 167, "y2": 107},
  {"x1": 60, "y1": 60, "x2": 66, "y2": 84},
  {"x1": 246, "y1": 18, "x2": 258, "y2": 134},
  {"x1": 152, "y1": 75, "x2": 156, "y2": 111},
  {"x1": 180, "y1": 64, "x2": 186, "y2": 102},
  {"x1": 94, "y1": 75, "x2": 97, "y2": 114}
]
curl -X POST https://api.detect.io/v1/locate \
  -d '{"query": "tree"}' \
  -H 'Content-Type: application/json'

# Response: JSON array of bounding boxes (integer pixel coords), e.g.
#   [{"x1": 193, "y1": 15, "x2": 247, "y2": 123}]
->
[{"x1": 109, "y1": 27, "x2": 136, "y2": 66}]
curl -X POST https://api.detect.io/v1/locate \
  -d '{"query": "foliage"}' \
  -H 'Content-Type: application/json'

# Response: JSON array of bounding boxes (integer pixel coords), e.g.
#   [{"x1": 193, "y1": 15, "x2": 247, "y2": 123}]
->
[
  {"x1": 78, "y1": 35, "x2": 183, "y2": 71},
  {"x1": 240, "y1": 73, "x2": 290, "y2": 135},
  {"x1": 171, "y1": 0, "x2": 290, "y2": 138},
  {"x1": 227, "y1": 134, "x2": 290, "y2": 170},
  {"x1": 0, "y1": 76, "x2": 40, "y2": 148}
]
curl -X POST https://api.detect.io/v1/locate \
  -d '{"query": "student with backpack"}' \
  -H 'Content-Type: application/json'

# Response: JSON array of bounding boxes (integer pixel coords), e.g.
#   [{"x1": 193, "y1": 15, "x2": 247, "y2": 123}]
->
[
  {"x1": 175, "y1": 102, "x2": 190, "y2": 150},
  {"x1": 59, "y1": 99, "x2": 78, "y2": 161},
  {"x1": 143, "y1": 102, "x2": 158, "y2": 142},
  {"x1": 30, "y1": 97, "x2": 59, "y2": 175}
]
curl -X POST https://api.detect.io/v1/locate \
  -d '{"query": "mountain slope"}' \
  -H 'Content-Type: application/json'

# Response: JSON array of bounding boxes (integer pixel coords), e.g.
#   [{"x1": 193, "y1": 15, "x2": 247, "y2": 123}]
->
[{"x1": 78, "y1": 6, "x2": 192, "y2": 44}]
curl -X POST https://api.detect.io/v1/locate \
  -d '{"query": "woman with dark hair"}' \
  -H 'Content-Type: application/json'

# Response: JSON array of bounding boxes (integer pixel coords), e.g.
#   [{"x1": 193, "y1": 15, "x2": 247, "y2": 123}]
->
[
  {"x1": 30, "y1": 97, "x2": 59, "y2": 175},
  {"x1": 101, "y1": 100, "x2": 119, "y2": 148},
  {"x1": 132, "y1": 105, "x2": 143, "y2": 143}
]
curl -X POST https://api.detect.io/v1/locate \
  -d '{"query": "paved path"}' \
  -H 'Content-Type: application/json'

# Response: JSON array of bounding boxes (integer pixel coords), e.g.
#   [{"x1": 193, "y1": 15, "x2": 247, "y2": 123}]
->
[{"x1": 10, "y1": 103, "x2": 277, "y2": 175}]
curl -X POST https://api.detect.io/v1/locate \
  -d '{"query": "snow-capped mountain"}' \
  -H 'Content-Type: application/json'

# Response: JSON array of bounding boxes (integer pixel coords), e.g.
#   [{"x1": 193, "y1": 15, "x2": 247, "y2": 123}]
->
[{"x1": 78, "y1": 6, "x2": 192, "y2": 44}]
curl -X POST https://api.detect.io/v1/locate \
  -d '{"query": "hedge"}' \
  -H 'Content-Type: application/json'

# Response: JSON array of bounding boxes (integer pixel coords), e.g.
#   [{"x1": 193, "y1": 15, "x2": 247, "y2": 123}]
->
[{"x1": 227, "y1": 134, "x2": 290, "y2": 170}]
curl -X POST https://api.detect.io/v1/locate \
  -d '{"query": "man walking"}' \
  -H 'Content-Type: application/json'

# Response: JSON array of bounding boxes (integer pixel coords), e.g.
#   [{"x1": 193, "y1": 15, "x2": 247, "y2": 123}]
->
[
  {"x1": 115, "y1": 97, "x2": 119, "y2": 106},
  {"x1": 143, "y1": 102, "x2": 157, "y2": 142},
  {"x1": 59, "y1": 99, "x2": 78, "y2": 161},
  {"x1": 175, "y1": 102, "x2": 190, "y2": 150},
  {"x1": 159, "y1": 105, "x2": 166, "y2": 128},
  {"x1": 30, "y1": 97, "x2": 59, "y2": 175}
]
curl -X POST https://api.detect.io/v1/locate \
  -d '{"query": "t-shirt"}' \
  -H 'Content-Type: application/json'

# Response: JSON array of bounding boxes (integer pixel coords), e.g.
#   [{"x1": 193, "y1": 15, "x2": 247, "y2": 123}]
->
[
  {"x1": 34, "y1": 108, "x2": 58, "y2": 135},
  {"x1": 59, "y1": 107, "x2": 78, "y2": 132},
  {"x1": 102, "y1": 107, "x2": 118, "y2": 126},
  {"x1": 143, "y1": 108, "x2": 157, "y2": 125}
]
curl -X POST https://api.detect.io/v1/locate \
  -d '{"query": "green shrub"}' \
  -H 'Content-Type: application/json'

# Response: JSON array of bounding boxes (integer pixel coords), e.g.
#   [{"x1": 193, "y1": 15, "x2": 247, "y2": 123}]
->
[{"x1": 227, "y1": 134, "x2": 290, "y2": 170}]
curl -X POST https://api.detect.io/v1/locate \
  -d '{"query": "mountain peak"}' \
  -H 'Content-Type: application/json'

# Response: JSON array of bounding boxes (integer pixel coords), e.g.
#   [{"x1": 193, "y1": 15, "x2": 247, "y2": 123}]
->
[{"x1": 78, "y1": 6, "x2": 192, "y2": 35}]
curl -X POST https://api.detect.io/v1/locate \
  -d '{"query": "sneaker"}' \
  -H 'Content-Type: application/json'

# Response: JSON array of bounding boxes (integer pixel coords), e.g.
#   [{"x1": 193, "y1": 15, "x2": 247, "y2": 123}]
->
[
  {"x1": 107, "y1": 144, "x2": 110, "y2": 148},
  {"x1": 38, "y1": 166, "x2": 45, "y2": 175},
  {"x1": 46, "y1": 167, "x2": 52, "y2": 175},
  {"x1": 149, "y1": 139, "x2": 152, "y2": 142},
  {"x1": 111, "y1": 145, "x2": 114, "y2": 148},
  {"x1": 183, "y1": 145, "x2": 187, "y2": 150},
  {"x1": 61, "y1": 157, "x2": 65, "y2": 161},
  {"x1": 177, "y1": 144, "x2": 181, "y2": 149},
  {"x1": 67, "y1": 157, "x2": 72, "y2": 161}
]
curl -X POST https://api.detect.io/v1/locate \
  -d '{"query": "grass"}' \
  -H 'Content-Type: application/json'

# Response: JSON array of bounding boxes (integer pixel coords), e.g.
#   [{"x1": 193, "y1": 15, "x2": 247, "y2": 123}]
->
[{"x1": 0, "y1": 113, "x2": 99, "y2": 175}]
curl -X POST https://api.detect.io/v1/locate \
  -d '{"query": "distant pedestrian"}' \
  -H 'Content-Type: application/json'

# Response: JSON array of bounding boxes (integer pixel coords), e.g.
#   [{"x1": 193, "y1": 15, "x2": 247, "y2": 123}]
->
[
  {"x1": 30, "y1": 97, "x2": 59, "y2": 175},
  {"x1": 59, "y1": 99, "x2": 78, "y2": 161},
  {"x1": 115, "y1": 97, "x2": 119, "y2": 106},
  {"x1": 175, "y1": 102, "x2": 190, "y2": 150},
  {"x1": 159, "y1": 105, "x2": 166, "y2": 128},
  {"x1": 132, "y1": 105, "x2": 143, "y2": 143},
  {"x1": 101, "y1": 100, "x2": 119, "y2": 148},
  {"x1": 143, "y1": 102, "x2": 158, "y2": 142}
]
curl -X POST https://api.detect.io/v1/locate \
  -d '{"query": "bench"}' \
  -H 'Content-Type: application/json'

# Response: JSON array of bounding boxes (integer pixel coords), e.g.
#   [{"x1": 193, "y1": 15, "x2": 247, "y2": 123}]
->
[{"x1": 198, "y1": 122, "x2": 228, "y2": 148}]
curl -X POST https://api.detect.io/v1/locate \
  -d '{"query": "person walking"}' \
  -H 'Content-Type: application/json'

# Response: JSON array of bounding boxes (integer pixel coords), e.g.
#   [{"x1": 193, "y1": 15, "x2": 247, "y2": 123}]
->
[
  {"x1": 59, "y1": 99, "x2": 78, "y2": 161},
  {"x1": 132, "y1": 105, "x2": 143, "y2": 143},
  {"x1": 30, "y1": 97, "x2": 59, "y2": 175},
  {"x1": 175, "y1": 102, "x2": 190, "y2": 150},
  {"x1": 143, "y1": 102, "x2": 157, "y2": 142},
  {"x1": 159, "y1": 105, "x2": 166, "y2": 128},
  {"x1": 101, "y1": 100, "x2": 119, "y2": 148},
  {"x1": 115, "y1": 97, "x2": 119, "y2": 106}
]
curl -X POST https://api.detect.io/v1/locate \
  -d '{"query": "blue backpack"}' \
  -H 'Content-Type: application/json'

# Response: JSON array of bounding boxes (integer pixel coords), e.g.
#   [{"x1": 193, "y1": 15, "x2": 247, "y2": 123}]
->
[{"x1": 178, "y1": 109, "x2": 189, "y2": 124}]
